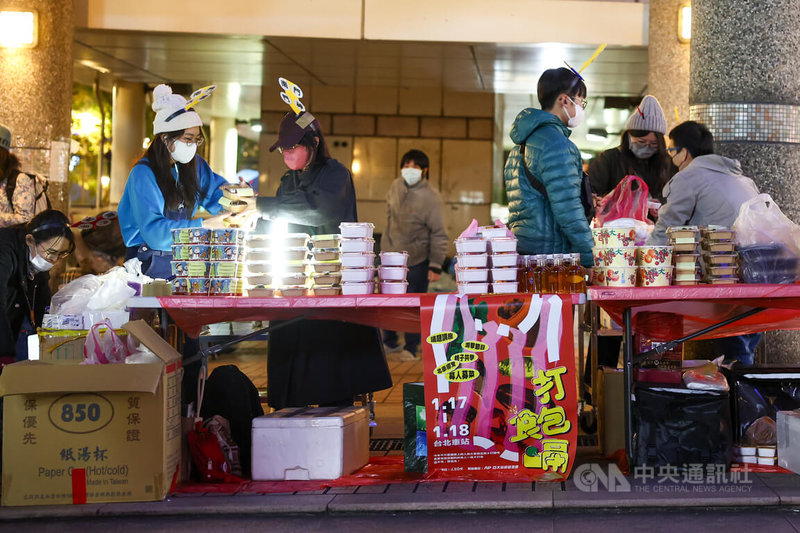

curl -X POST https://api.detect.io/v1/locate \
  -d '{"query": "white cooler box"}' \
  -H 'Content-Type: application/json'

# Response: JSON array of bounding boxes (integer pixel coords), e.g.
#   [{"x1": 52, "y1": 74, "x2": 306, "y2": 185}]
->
[
  {"x1": 251, "y1": 406, "x2": 369, "y2": 480},
  {"x1": 778, "y1": 409, "x2": 800, "y2": 473}
]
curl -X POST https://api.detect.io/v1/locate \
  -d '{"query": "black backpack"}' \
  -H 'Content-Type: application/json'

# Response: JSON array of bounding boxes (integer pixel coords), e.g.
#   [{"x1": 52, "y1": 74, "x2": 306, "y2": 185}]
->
[{"x1": 519, "y1": 143, "x2": 595, "y2": 223}]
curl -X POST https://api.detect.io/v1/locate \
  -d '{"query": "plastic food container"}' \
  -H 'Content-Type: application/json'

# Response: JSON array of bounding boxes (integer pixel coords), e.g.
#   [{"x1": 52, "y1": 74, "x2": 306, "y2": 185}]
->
[
  {"x1": 603, "y1": 267, "x2": 637, "y2": 287},
  {"x1": 456, "y1": 268, "x2": 489, "y2": 283},
  {"x1": 282, "y1": 273, "x2": 308, "y2": 286},
  {"x1": 455, "y1": 238, "x2": 487, "y2": 254},
  {"x1": 757, "y1": 456, "x2": 776, "y2": 465},
  {"x1": 674, "y1": 269, "x2": 700, "y2": 282},
  {"x1": 171, "y1": 278, "x2": 188, "y2": 295},
  {"x1": 341, "y1": 238, "x2": 375, "y2": 253},
  {"x1": 701, "y1": 225, "x2": 735, "y2": 241},
  {"x1": 489, "y1": 253, "x2": 517, "y2": 268},
  {"x1": 703, "y1": 253, "x2": 737, "y2": 265},
  {"x1": 312, "y1": 248, "x2": 340, "y2": 262},
  {"x1": 339, "y1": 223, "x2": 374, "y2": 239},
  {"x1": 311, "y1": 234, "x2": 341, "y2": 249},
  {"x1": 674, "y1": 261, "x2": 699, "y2": 272},
  {"x1": 341, "y1": 282, "x2": 375, "y2": 295},
  {"x1": 341, "y1": 268, "x2": 376, "y2": 283},
  {"x1": 636, "y1": 245, "x2": 673, "y2": 267},
  {"x1": 702, "y1": 241, "x2": 736, "y2": 253},
  {"x1": 488, "y1": 238, "x2": 517, "y2": 254},
  {"x1": 707, "y1": 276, "x2": 737, "y2": 285},
  {"x1": 246, "y1": 250, "x2": 271, "y2": 262},
  {"x1": 247, "y1": 274, "x2": 272, "y2": 286},
  {"x1": 458, "y1": 282, "x2": 489, "y2": 295},
  {"x1": 457, "y1": 253, "x2": 489, "y2": 269},
  {"x1": 674, "y1": 279, "x2": 700, "y2": 286},
  {"x1": 597, "y1": 247, "x2": 636, "y2": 267},
  {"x1": 210, "y1": 261, "x2": 243, "y2": 278},
  {"x1": 284, "y1": 261, "x2": 308, "y2": 274},
  {"x1": 171, "y1": 261, "x2": 210, "y2": 278},
  {"x1": 674, "y1": 253, "x2": 700, "y2": 264},
  {"x1": 379, "y1": 251, "x2": 408, "y2": 267},
  {"x1": 341, "y1": 253, "x2": 376, "y2": 268},
  {"x1": 211, "y1": 228, "x2": 245, "y2": 245},
  {"x1": 211, "y1": 245, "x2": 244, "y2": 262},
  {"x1": 479, "y1": 226, "x2": 508, "y2": 239},
  {"x1": 247, "y1": 286, "x2": 275, "y2": 297},
  {"x1": 172, "y1": 245, "x2": 211, "y2": 261},
  {"x1": 669, "y1": 241, "x2": 698, "y2": 253},
  {"x1": 492, "y1": 281, "x2": 518, "y2": 294},
  {"x1": 188, "y1": 277, "x2": 211, "y2": 295},
  {"x1": 283, "y1": 247, "x2": 309, "y2": 262},
  {"x1": 380, "y1": 281, "x2": 408, "y2": 294},
  {"x1": 311, "y1": 260, "x2": 342, "y2": 273},
  {"x1": 707, "y1": 265, "x2": 736, "y2": 277},
  {"x1": 758, "y1": 446, "x2": 777, "y2": 458},
  {"x1": 283, "y1": 233, "x2": 311, "y2": 247},
  {"x1": 638, "y1": 266, "x2": 674, "y2": 287},
  {"x1": 246, "y1": 235, "x2": 271, "y2": 249},
  {"x1": 592, "y1": 227, "x2": 636, "y2": 247},
  {"x1": 591, "y1": 267, "x2": 606, "y2": 286},
  {"x1": 490, "y1": 268, "x2": 518, "y2": 282},
  {"x1": 378, "y1": 266, "x2": 407, "y2": 281},
  {"x1": 735, "y1": 446, "x2": 756, "y2": 456},
  {"x1": 311, "y1": 272, "x2": 342, "y2": 286},
  {"x1": 667, "y1": 225, "x2": 700, "y2": 239},
  {"x1": 280, "y1": 286, "x2": 307, "y2": 297},
  {"x1": 210, "y1": 278, "x2": 243, "y2": 296},
  {"x1": 171, "y1": 227, "x2": 211, "y2": 244},
  {"x1": 313, "y1": 285, "x2": 341, "y2": 296}
]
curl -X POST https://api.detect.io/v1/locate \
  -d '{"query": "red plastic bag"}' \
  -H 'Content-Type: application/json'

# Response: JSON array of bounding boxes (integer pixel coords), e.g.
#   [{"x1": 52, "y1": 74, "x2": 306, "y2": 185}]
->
[{"x1": 595, "y1": 175, "x2": 650, "y2": 226}]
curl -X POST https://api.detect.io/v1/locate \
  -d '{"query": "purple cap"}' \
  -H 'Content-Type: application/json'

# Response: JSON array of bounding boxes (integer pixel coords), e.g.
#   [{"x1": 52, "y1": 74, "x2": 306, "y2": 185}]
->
[{"x1": 269, "y1": 111, "x2": 320, "y2": 152}]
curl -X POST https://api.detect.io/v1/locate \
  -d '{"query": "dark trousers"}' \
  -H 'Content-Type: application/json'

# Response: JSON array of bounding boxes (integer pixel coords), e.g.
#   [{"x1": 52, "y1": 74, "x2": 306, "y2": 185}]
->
[{"x1": 383, "y1": 260, "x2": 429, "y2": 354}]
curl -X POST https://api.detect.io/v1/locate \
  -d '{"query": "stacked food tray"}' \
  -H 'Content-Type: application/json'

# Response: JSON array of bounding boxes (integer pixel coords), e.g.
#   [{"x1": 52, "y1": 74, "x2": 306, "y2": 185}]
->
[
  {"x1": 668, "y1": 226, "x2": 701, "y2": 286},
  {"x1": 171, "y1": 228, "x2": 245, "y2": 295},
  {"x1": 701, "y1": 226, "x2": 739, "y2": 285},
  {"x1": 244, "y1": 232, "x2": 310, "y2": 297},
  {"x1": 378, "y1": 252, "x2": 409, "y2": 294},
  {"x1": 310, "y1": 234, "x2": 342, "y2": 295},
  {"x1": 339, "y1": 223, "x2": 376, "y2": 295}
]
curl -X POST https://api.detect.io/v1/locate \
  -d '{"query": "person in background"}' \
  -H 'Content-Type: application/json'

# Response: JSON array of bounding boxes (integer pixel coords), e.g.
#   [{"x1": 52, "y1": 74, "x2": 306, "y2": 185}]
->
[
  {"x1": 588, "y1": 95, "x2": 674, "y2": 205},
  {"x1": 254, "y1": 110, "x2": 392, "y2": 410},
  {"x1": 72, "y1": 211, "x2": 127, "y2": 275},
  {"x1": 118, "y1": 84, "x2": 229, "y2": 279},
  {"x1": 504, "y1": 67, "x2": 594, "y2": 267},
  {"x1": 0, "y1": 210, "x2": 74, "y2": 361},
  {"x1": 381, "y1": 149, "x2": 448, "y2": 361},
  {"x1": 648, "y1": 120, "x2": 761, "y2": 365},
  {"x1": 0, "y1": 123, "x2": 38, "y2": 228}
]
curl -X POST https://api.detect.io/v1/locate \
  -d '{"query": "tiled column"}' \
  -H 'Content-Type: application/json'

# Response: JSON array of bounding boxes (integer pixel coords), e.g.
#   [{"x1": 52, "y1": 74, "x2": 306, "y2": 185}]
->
[
  {"x1": 648, "y1": 0, "x2": 690, "y2": 132},
  {"x1": 690, "y1": 0, "x2": 800, "y2": 363},
  {"x1": 0, "y1": 0, "x2": 72, "y2": 214}
]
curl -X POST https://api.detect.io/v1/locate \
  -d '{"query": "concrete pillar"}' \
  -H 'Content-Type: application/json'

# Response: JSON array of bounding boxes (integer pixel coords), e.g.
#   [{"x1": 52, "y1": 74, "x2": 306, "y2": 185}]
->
[
  {"x1": 690, "y1": 0, "x2": 800, "y2": 363},
  {"x1": 0, "y1": 0, "x2": 73, "y2": 214},
  {"x1": 209, "y1": 116, "x2": 237, "y2": 181},
  {"x1": 647, "y1": 0, "x2": 690, "y2": 132},
  {"x1": 110, "y1": 81, "x2": 146, "y2": 204}
]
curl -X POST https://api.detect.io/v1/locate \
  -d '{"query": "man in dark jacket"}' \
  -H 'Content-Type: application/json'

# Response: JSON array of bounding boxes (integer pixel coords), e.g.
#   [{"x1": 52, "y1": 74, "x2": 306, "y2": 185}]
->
[{"x1": 504, "y1": 67, "x2": 594, "y2": 267}]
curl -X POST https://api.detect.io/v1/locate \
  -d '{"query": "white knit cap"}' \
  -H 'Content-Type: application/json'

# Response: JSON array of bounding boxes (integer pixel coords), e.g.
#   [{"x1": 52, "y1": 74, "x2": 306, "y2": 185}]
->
[
  {"x1": 152, "y1": 84, "x2": 203, "y2": 134},
  {"x1": 625, "y1": 95, "x2": 667, "y2": 135}
]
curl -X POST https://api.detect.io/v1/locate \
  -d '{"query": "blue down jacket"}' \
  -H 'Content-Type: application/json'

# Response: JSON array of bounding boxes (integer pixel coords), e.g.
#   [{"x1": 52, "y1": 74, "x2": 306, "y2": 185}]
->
[{"x1": 504, "y1": 108, "x2": 594, "y2": 267}]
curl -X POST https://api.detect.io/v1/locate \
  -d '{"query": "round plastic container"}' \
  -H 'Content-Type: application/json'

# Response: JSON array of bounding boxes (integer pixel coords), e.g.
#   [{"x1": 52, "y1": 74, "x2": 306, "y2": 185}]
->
[
  {"x1": 210, "y1": 278, "x2": 243, "y2": 296},
  {"x1": 341, "y1": 253, "x2": 376, "y2": 268},
  {"x1": 492, "y1": 281, "x2": 518, "y2": 294},
  {"x1": 341, "y1": 238, "x2": 375, "y2": 253},
  {"x1": 378, "y1": 266, "x2": 408, "y2": 281},
  {"x1": 592, "y1": 227, "x2": 635, "y2": 247},
  {"x1": 380, "y1": 281, "x2": 408, "y2": 294},
  {"x1": 591, "y1": 266, "x2": 606, "y2": 286},
  {"x1": 379, "y1": 251, "x2": 408, "y2": 267},
  {"x1": 211, "y1": 228, "x2": 245, "y2": 245},
  {"x1": 339, "y1": 222, "x2": 374, "y2": 239},
  {"x1": 636, "y1": 245, "x2": 674, "y2": 267},
  {"x1": 341, "y1": 282, "x2": 375, "y2": 295},
  {"x1": 455, "y1": 268, "x2": 489, "y2": 283},
  {"x1": 172, "y1": 227, "x2": 211, "y2": 245},
  {"x1": 173, "y1": 245, "x2": 210, "y2": 261},
  {"x1": 597, "y1": 247, "x2": 636, "y2": 267},
  {"x1": 171, "y1": 278, "x2": 188, "y2": 295},
  {"x1": 458, "y1": 282, "x2": 489, "y2": 295},
  {"x1": 603, "y1": 267, "x2": 637, "y2": 287},
  {"x1": 188, "y1": 277, "x2": 211, "y2": 295},
  {"x1": 457, "y1": 253, "x2": 488, "y2": 269},
  {"x1": 210, "y1": 262, "x2": 243, "y2": 278},
  {"x1": 638, "y1": 266, "x2": 674, "y2": 287},
  {"x1": 211, "y1": 245, "x2": 244, "y2": 262},
  {"x1": 489, "y1": 253, "x2": 517, "y2": 268},
  {"x1": 490, "y1": 267, "x2": 518, "y2": 282},
  {"x1": 488, "y1": 238, "x2": 517, "y2": 254},
  {"x1": 455, "y1": 238, "x2": 487, "y2": 254},
  {"x1": 341, "y1": 268, "x2": 376, "y2": 283}
]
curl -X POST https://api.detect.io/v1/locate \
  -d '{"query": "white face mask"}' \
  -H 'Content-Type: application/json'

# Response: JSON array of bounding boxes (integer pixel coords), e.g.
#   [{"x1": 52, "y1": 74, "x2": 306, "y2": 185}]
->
[
  {"x1": 563, "y1": 97, "x2": 585, "y2": 129},
  {"x1": 170, "y1": 140, "x2": 197, "y2": 164},
  {"x1": 401, "y1": 167, "x2": 423, "y2": 186},
  {"x1": 30, "y1": 250, "x2": 54, "y2": 272}
]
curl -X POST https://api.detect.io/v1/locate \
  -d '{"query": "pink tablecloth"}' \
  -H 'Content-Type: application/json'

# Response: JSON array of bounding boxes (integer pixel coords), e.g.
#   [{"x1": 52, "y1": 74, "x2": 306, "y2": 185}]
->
[{"x1": 588, "y1": 284, "x2": 800, "y2": 341}]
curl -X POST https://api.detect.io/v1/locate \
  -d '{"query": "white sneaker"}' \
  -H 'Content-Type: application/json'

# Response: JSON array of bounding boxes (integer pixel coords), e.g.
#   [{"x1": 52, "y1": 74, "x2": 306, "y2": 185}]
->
[
  {"x1": 384, "y1": 343, "x2": 403, "y2": 354},
  {"x1": 396, "y1": 349, "x2": 418, "y2": 362}
]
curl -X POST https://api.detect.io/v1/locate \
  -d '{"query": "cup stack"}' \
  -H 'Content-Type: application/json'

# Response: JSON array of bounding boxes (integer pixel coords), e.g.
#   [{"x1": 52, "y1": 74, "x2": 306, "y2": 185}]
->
[
  {"x1": 310, "y1": 234, "x2": 342, "y2": 295},
  {"x1": 454, "y1": 236, "x2": 489, "y2": 294},
  {"x1": 635, "y1": 245, "x2": 674, "y2": 287},
  {"x1": 171, "y1": 228, "x2": 246, "y2": 296},
  {"x1": 379, "y1": 252, "x2": 409, "y2": 294},
  {"x1": 486, "y1": 231, "x2": 519, "y2": 294},
  {"x1": 244, "y1": 232, "x2": 310, "y2": 297},
  {"x1": 667, "y1": 226, "x2": 701, "y2": 286},
  {"x1": 591, "y1": 227, "x2": 636, "y2": 287},
  {"x1": 700, "y1": 226, "x2": 739, "y2": 285},
  {"x1": 339, "y1": 223, "x2": 376, "y2": 295}
]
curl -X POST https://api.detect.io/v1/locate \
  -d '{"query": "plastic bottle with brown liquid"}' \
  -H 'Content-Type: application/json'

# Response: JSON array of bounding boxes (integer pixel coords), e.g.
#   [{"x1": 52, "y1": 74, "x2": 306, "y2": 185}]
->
[
  {"x1": 554, "y1": 254, "x2": 569, "y2": 294},
  {"x1": 517, "y1": 255, "x2": 529, "y2": 292},
  {"x1": 566, "y1": 252, "x2": 586, "y2": 293},
  {"x1": 542, "y1": 254, "x2": 557, "y2": 293}
]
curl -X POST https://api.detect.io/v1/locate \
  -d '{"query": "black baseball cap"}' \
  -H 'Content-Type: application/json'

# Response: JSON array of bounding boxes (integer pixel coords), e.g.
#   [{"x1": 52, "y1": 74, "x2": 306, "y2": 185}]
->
[{"x1": 269, "y1": 111, "x2": 320, "y2": 152}]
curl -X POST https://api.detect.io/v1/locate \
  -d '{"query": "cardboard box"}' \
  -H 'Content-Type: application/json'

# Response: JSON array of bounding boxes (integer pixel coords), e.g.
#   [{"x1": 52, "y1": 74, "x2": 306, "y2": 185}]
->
[
  {"x1": 596, "y1": 368, "x2": 625, "y2": 456},
  {"x1": 0, "y1": 321, "x2": 182, "y2": 506},
  {"x1": 37, "y1": 329, "x2": 129, "y2": 364}
]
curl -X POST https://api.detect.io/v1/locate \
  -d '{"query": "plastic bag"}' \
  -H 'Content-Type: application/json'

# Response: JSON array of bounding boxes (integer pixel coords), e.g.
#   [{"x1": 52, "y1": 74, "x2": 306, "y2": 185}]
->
[
  {"x1": 83, "y1": 319, "x2": 134, "y2": 364},
  {"x1": 87, "y1": 271, "x2": 137, "y2": 311},
  {"x1": 596, "y1": 175, "x2": 650, "y2": 226},
  {"x1": 734, "y1": 194, "x2": 800, "y2": 283},
  {"x1": 50, "y1": 275, "x2": 103, "y2": 315},
  {"x1": 743, "y1": 416, "x2": 777, "y2": 446}
]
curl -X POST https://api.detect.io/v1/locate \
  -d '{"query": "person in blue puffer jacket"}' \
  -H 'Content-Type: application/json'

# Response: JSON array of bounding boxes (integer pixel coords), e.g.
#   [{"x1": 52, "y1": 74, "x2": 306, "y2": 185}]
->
[{"x1": 504, "y1": 67, "x2": 594, "y2": 267}]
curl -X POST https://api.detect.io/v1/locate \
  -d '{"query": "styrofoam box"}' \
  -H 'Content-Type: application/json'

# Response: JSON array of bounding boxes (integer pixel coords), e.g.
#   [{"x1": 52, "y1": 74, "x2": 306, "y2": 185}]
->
[
  {"x1": 778, "y1": 409, "x2": 800, "y2": 474},
  {"x1": 490, "y1": 253, "x2": 518, "y2": 268},
  {"x1": 488, "y1": 238, "x2": 517, "y2": 254},
  {"x1": 340, "y1": 238, "x2": 375, "y2": 253},
  {"x1": 340, "y1": 268, "x2": 375, "y2": 283},
  {"x1": 252, "y1": 406, "x2": 369, "y2": 480},
  {"x1": 455, "y1": 268, "x2": 488, "y2": 283}
]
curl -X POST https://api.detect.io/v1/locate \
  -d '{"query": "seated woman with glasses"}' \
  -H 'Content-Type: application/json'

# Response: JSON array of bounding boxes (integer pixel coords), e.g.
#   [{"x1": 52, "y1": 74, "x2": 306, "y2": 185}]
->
[
  {"x1": 118, "y1": 83, "x2": 230, "y2": 279},
  {"x1": 587, "y1": 95, "x2": 674, "y2": 205},
  {"x1": 0, "y1": 209, "x2": 74, "y2": 361}
]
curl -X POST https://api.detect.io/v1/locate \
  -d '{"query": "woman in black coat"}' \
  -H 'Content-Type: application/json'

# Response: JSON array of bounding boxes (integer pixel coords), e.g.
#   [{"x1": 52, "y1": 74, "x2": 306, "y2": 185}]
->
[
  {"x1": 254, "y1": 111, "x2": 392, "y2": 409},
  {"x1": 0, "y1": 210, "x2": 74, "y2": 360}
]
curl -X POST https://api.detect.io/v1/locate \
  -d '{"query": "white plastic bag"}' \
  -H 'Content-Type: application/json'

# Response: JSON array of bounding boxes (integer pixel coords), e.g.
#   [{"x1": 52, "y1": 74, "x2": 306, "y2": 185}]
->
[
  {"x1": 87, "y1": 271, "x2": 137, "y2": 311},
  {"x1": 734, "y1": 193, "x2": 800, "y2": 255},
  {"x1": 82, "y1": 320, "x2": 135, "y2": 364},
  {"x1": 50, "y1": 275, "x2": 103, "y2": 315}
]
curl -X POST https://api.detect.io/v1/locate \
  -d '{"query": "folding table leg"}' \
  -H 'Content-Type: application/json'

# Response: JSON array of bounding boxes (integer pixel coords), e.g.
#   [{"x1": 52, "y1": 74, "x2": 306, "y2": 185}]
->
[{"x1": 623, "y1": 307, "x2": 633, "y2": 470}]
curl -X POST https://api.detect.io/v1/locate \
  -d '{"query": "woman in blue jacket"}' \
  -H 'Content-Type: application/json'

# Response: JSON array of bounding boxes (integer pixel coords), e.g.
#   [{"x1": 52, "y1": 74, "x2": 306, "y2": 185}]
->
[{"x1": 119, "y1": 84, "x2": 227, "y2": 278}]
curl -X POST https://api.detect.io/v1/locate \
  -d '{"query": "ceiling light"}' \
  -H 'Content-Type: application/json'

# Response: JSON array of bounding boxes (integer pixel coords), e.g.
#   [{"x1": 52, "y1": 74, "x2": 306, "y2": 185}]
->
[{"x1": 678, "y1": 3, "x2": 691, "y2": 43}]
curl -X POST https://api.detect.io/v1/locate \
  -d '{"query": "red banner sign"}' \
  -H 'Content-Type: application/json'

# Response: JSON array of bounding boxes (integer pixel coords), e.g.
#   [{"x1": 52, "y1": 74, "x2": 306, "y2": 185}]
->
[{"x1": 420, "y1": 293, "x2": 577, "y2": 481}]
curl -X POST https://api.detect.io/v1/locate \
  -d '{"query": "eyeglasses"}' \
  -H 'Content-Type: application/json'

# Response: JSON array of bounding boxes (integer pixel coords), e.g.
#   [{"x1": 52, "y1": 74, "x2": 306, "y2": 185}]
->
[
  {"x1": 178, "y1": 135, "x2": 204, "y2": 147},
  {"x1": 631, "y1": 137, "x2": 659, "y2": 149},
  {"x1": 569, "y1": 96, "x2": 588, "y2": 110},
  {"x1": 37, "y1": 243, "x2": 71, "y2": 261},
  {"x1": 277, "y1": 144, "x2": 301, "y2": 154}
]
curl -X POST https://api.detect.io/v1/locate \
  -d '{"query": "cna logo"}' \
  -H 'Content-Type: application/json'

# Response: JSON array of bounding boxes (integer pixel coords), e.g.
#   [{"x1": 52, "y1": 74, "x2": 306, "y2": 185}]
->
[{"x1": 573, "y1": 463, "x2": 631, "y2": 492}]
